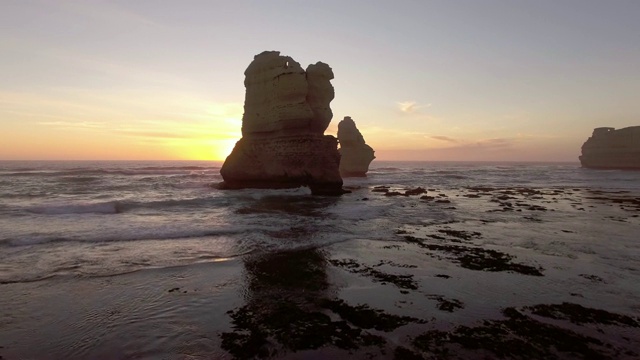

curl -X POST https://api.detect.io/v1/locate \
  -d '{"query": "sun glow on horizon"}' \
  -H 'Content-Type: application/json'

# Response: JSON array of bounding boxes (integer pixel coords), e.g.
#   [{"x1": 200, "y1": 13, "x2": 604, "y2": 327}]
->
[{"x1": 179, "y1": 138, "x2": 239, "y2": 161}]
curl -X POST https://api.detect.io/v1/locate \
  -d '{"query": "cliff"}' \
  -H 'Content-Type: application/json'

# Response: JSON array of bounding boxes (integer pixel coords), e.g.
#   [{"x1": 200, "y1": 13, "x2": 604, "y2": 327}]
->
[{"x1": 579, "y1": 126, "x2": 640, "y2": 169}]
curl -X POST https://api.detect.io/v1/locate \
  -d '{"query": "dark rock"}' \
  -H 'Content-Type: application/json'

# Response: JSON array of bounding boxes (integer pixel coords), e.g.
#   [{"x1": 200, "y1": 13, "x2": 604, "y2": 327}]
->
[
  {"x1": 320, "y1": 299, "x2": 426, "y2": 332},
  {"x1": 405, "y1": 236, "x2": 544, "y2": 276},
  {"x1": 330, "y1": 258, "x2": 418, "y2": 290},
  {"x1": 524, "y1": 303, "x2": 640, "y2": 328},
  {"x1": 385, "y1": 191, "x2": 406, "y2": 197},
  {"x1": 409, "y1": 306, "x2": 622, "y2": 359},
  {"x1": 337, "y1": 116, "x2": 375, "y2": 177},
  {"x1": 405, "y1": 187, "x2": 428, "y2": 196}
]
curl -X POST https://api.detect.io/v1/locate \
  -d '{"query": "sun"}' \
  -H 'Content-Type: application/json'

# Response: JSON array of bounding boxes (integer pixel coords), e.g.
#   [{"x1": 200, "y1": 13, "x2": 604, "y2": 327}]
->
[
  {"x1": 214, "y1": 138, "x2": 239, "y2": 161},
  {"x1": 168, "y1": 137, "x2": 239, "y2": 161},
  {"x1": 193, "y1": 139, "x2": 239, "y2": 161}
]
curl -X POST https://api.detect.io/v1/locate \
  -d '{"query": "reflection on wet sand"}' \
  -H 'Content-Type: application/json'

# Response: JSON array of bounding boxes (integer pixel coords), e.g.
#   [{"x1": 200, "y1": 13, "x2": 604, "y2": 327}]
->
[{"x1": 221, "y1": 195, "x2": 423, "y2": 358}]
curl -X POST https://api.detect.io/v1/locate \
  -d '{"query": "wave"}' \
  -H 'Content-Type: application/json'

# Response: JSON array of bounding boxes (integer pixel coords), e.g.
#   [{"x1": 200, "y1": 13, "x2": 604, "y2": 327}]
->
[
  {"x1": 23, "y1": 196, "x2": 227, "y2": 216},
  {"x1": 125, "y1": 197, "x2": 224, "y2": 210},
  {"x1": 0, "y1": 255, "x2": 245, "y2": 285},
  {"x1": 171, "y1": 181, "x2": 217, "y2": 189},
  {"x1": 371, "y1": 167, "x2": 401, "y2": 171},
  {"x1": 433, "y1": 170, "x2": 459, "y2": 175},
  {"x1": 1, "y1": 226, "x2": 252, "y2": 247},
  {"x1": 441, "y1": 174, "x2": 468, "y2": 179},
  {"x1": 0, "y1": 274, "x2": 57, "y2": 285},
  {"x1": 138, "y1": 166, "x2": 212, "y2": 171},
  {"x1": 58, "y1": 176, "x2": 102, "y2": 183},
  {"x1": 27, "y1": 201, "x2": 122, "y2": 215}
]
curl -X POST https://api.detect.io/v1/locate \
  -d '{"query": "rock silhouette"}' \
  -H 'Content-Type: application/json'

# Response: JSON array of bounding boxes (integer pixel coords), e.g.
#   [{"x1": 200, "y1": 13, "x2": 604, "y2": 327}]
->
[
  {"x1": 579, "y1": 126, "x2": 640, "y2": 169},
  {"x1": 220, "y1": 51, "x2": 345, "y2": 195},
  {"x1": 337, "y1": 116, "x2": 375, "y2": 177}
]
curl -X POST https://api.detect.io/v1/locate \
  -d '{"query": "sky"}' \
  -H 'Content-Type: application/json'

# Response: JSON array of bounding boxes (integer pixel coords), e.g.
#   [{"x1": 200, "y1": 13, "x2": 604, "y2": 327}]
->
[{"x1": 1, "y1": 0, "x2": 639, "y2": 161}]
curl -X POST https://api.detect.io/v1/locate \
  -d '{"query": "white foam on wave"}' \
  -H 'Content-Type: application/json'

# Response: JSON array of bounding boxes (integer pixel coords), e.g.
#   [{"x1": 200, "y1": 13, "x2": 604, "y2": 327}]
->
[
  {"x1": 27, "y1": 201, "x2": 120, "y2": 215},
  {"x1": 326, "y1": 199, "x2": 386, "y2": 221},
  {"x1": 243, "y1": 187, "x2": 312, "y2": 200},
  {"x1": 3, "y1": 225, "x2": 257, "y2": 247},
  {"x1": 23, "y1": 195, "x2": 227, "y2": 215},
  {"x1": 171, "y1": 181, "x2": 214, "y2": 189}
]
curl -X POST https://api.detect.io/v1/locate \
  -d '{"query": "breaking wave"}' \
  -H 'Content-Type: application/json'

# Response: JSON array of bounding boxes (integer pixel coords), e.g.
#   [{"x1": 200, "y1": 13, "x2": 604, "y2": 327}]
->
[
  {"x1": 24, "y1": 197, "x2": 228, "y2": 216},
  {"x1": 27, "y1": 201, "x2": 122, "y2": 215},
  {"x1": 1, "y1": 226, "x2": 251, "y2": 247}
]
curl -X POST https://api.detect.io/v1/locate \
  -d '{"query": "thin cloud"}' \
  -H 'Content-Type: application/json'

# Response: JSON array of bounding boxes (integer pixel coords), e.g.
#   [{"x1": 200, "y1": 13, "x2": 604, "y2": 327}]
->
[
  {"x1": 427, "y1": 136, "x2": 519, "y2": 150},
  {"x1": 430, "y1": 135, "x2": 460, "y2": 143},
  {"x1": 113, "y1": 130, "x2": 191, "y2": 139},
  {"x1": 38, "y1": 121, "x2": 105, "y2": 128},
  {"x1": 474, "y1": 138, "x2": 514, "y2": 148},
  {"x1": 396, "y1": 101, "x2": 431, "y2": 114},
  {"x1": 113, "y1": 128, "x2": 241, "y2": 140}
]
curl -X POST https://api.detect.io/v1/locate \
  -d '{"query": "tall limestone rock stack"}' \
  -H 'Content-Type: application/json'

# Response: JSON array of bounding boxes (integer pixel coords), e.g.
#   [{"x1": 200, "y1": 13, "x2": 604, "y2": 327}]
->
[
  {"x1": 220, "y1": 51, "x2": 345, "y2": 195},
  {"x1": 337, "y1": 116, "x2": 375, "y2": 177}
]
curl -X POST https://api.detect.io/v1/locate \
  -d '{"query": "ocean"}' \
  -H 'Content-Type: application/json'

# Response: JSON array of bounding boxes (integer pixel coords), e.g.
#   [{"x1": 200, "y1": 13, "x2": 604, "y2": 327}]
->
[{"x1": 1, "y1": 160, "x2": 639, "y2": 359}]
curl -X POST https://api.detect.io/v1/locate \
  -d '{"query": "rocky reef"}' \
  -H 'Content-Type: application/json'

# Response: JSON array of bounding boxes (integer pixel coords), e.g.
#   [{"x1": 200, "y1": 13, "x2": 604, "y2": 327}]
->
[
  {"x1": 220, "y1": 51, "x2": 345, "y2": 195},
  {"x1": 580, "y1": 126, "x2": 640, "y2": 169},
  {"x1": 337, "y1": 116, "x2": 375, "y2": 177}
]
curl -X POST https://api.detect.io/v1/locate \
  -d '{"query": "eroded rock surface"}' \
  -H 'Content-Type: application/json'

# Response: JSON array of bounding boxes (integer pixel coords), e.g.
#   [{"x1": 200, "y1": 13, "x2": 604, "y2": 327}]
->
[
  {"x1": 220, "y1": 51, "x2": 345, "y2": 195},
  {"x1": 337, "y1": 116, "x2": 375, "y2": 177}
]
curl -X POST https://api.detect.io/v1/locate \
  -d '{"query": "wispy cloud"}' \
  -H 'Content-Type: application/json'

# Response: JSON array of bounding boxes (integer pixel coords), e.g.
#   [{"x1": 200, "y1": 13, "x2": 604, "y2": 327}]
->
[
  {"x1": 358, "y1": 126, "x2": 431, "y2": 139},
  {"x1": 430, "y1": 135, "x2": 460, "y2": 143},
  {"x1": 396, "y1": 101, "x2": 431, "y2": 114},
  {"x1": 38, "y1": 121, "x2": 105, "y2": 128},
  {"x1": 113, "y1": 126, "x2": 241, "y2": 141},
  {"x1": 475, "y1": 138, "x2": 513, "y2": 148},
  {"x1": 430, "y1": 136, "x2": 519, "y2": 150},
  {"x1": 113, "y1": 129, "x2": 191, "y2": 139}
]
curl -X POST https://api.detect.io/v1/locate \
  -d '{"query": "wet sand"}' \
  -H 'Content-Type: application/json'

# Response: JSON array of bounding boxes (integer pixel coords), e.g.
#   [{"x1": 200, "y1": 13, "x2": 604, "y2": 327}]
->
[{"x1": 1, "y1": 185, "x2": 639, "y2": 359}]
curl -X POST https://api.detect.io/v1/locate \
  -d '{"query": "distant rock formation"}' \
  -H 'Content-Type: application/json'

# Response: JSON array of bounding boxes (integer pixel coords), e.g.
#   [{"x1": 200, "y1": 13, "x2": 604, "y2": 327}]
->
[
  {"x1": 579, "y1": 126, "x2": 640, "y2": 169},
  {"x1": 220, "y1": 51, "x2": 345, "y2": 195},
  {"x1": 337, "y1": 116, "x2": 375, "y2": 177}
]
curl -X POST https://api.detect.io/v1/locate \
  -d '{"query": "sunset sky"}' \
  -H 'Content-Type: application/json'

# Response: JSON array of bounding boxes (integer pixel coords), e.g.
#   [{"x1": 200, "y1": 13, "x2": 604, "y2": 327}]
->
[{"x1": 2, "y1": 0, "x2": 639, "y2": 161}]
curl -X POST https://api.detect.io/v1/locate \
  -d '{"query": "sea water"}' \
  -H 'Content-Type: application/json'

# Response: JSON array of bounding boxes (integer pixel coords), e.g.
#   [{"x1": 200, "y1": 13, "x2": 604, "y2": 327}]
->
[
  {"x1": 1, "y1": 160, "x2": 640, "y2": 358},
  {"x1": 1, "y1": 160, "x2": 639, "y2": 285}
]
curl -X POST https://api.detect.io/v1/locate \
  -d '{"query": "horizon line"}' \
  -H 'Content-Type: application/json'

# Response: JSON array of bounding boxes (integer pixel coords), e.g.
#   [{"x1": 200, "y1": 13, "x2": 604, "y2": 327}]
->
[{"x1": 0, "y1": 159, "x2": 581, "y2": 163}]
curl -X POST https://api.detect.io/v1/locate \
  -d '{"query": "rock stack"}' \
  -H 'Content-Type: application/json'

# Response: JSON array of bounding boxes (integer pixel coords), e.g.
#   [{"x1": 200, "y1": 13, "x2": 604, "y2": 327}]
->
[
  {"x1": 337, "y1": 116, "x2": 375, "y2": 177},
  {"x1": 220, "y1": 51, "x2": 345, "y2": 195}
]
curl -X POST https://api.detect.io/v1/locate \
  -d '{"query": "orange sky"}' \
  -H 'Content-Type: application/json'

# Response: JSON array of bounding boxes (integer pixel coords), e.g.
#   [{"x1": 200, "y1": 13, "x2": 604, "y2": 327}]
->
[{"x1": 2, "y1": 1, "x2": 639, "y2": 162}]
